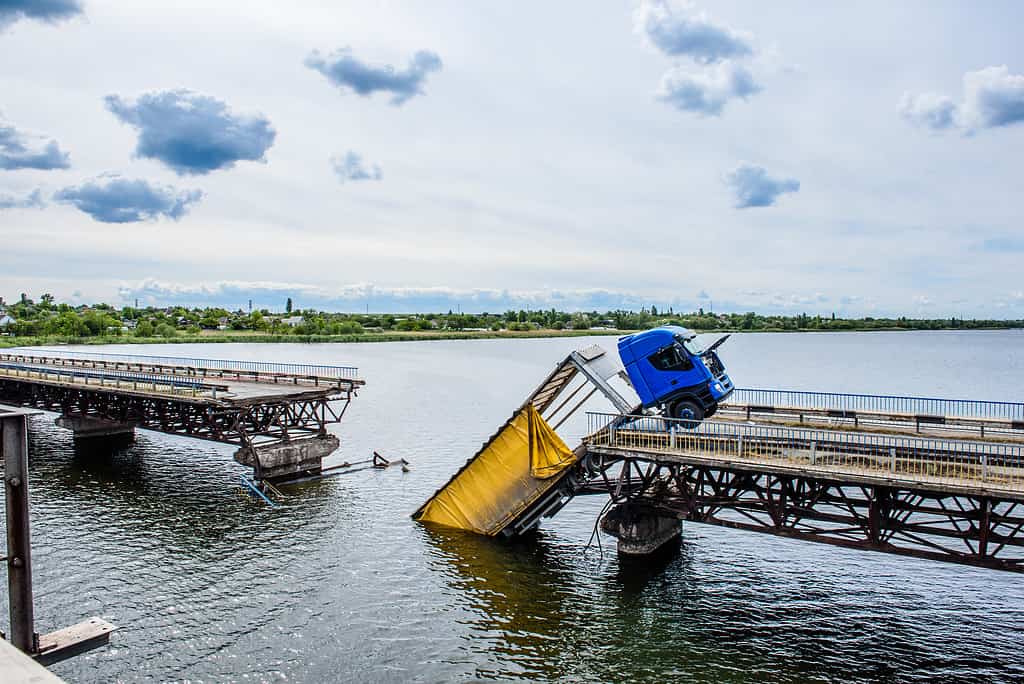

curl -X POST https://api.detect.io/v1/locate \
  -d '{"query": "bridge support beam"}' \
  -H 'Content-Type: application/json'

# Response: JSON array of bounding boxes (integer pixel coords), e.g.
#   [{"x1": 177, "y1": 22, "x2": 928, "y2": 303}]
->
[
  {"x1": 600, "y1": 503, "x2": 680, "y2": 556},
  {"x1": 55, "y1": 415, "x2": 135, "y2": 444},
  {"x1": 233, "y1": 434, "x2": 340, "y2": 482}
]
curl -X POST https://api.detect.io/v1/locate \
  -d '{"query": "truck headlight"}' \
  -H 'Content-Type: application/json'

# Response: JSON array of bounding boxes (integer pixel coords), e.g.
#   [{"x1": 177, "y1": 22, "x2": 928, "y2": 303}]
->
[{"x1": 714, "y1": 382, "x2": 724, "y2": 393}]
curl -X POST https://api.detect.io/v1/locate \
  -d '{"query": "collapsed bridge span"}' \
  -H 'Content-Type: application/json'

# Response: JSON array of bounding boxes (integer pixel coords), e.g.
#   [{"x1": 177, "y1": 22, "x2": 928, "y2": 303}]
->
[
  {"x1": 415, "y1": 343, "x2": 1024, "y2": 573},
  {"x1": 0, "y1": 349, "x2": 364, "y2": 481}
]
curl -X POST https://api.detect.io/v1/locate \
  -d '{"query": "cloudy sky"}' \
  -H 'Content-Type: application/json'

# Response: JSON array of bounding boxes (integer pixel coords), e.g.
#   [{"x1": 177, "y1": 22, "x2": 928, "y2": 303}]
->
[{"x1": 1, "y1": 1, "x2": 1022, "y2": 316}]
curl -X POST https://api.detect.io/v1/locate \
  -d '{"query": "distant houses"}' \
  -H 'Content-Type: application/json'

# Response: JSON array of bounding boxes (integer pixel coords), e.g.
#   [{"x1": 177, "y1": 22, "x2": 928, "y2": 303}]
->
[{"x1": 280, "y1": 315, "x2": 305, "y2": 327}]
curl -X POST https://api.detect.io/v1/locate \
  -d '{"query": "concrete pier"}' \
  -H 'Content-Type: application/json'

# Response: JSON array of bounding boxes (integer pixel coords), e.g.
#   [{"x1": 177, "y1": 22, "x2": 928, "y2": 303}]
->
[
  {"x1": 600, "y1": 503, "x2": 681, "y2": 556},
  {"x1": 55, "y1": 415, "x2": 135, "y2": 442},
  {"x1": 234, "y1": 434, "x2": 340, "y2": 481},
  {"x1": 0, "y1": 638, "x2": 65, "y2": 684}
]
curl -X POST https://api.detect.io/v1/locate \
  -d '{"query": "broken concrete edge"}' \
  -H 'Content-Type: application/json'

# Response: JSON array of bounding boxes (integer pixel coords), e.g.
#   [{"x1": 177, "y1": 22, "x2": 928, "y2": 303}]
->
[
  {"x1": 600, "y1": 503, "x2": 682, "y2": 556},
  {"x1": 233, "y1": 434, "x2": 341, "y2": 481},
  {"x1": 54, "y1": 415, "x2": 136, "y2": 440}
]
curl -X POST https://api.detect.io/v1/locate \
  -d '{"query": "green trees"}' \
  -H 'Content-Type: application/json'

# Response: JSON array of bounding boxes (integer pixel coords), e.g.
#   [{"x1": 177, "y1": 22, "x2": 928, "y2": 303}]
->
[
  {"x1": 82, "y1": 311, "x2": 118, "y2": 335},
  {"x1": 570, "y1": 313, "x2": 591, "y2": 330},
  {"x1": 328, "y1": 321, "x2": 363, "y2": 335},
  {"x1": 2, "y1": 291, "x2": 1024, "y2": 343}
]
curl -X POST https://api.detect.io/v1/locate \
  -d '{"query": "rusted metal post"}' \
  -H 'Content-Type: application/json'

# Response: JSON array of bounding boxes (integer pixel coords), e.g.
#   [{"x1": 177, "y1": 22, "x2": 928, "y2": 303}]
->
[
  {"x1": 3, "y1": 413, "x2": 37, "y2": 654},
  {"x1": 978, "y1": 497, "x2": 991, "y2": 559},
  {"x1": 2, "y1": 410, "x2": 118, "y2": 664}
]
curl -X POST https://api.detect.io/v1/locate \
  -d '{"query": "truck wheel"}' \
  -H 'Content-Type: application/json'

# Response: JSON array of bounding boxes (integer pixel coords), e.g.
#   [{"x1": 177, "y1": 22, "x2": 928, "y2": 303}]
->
[{"x1": 671, "y1": 400, "x2": 704, "y2": 428}]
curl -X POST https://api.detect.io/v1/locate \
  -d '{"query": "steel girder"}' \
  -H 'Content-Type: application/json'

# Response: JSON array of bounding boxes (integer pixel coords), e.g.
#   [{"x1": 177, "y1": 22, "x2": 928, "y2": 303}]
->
[
  {"x1": 576, "y1": 453, "x2": 1024, "y2": 573},
  {"x1": 0, "y1": 377, "x2": 350, "y2": 448}
]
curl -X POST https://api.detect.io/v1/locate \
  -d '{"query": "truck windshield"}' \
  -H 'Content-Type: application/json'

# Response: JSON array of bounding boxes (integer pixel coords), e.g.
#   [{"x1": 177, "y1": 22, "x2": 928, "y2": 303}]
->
[{"x1": 680, "y1": 336, "x2": 704, "y2": 356}]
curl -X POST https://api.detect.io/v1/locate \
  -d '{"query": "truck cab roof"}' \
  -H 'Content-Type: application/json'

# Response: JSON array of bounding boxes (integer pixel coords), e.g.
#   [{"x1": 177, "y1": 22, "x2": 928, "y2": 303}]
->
[{"x1": 617, "y1": 326, "x2": 695, "y2": 364}]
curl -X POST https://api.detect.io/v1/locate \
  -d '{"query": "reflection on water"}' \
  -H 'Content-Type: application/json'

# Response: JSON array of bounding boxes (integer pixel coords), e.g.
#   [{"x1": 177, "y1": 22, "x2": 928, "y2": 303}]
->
[{"x1": 2, "y1": 332, "x2": 1024, "y2": 682}]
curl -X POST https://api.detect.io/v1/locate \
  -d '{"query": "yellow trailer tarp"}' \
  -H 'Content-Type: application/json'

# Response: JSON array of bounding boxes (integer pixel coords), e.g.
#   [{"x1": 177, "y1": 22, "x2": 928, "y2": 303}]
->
[{"x1": 414, "y1": 404, "x2": 577, "y2": 535}]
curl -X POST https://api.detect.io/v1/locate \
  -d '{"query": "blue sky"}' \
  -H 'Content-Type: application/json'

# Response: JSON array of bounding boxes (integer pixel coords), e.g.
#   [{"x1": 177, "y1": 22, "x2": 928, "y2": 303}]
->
[{"x1": 1, "y1": 1, "x2": 1022, "y2": 316}]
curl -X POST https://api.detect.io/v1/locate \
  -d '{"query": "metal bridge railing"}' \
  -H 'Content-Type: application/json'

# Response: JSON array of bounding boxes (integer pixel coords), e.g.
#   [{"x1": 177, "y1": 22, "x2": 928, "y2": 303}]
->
[
  {"x1": 7, "y1": 349, "x2": 359, "y2": 381},
  {"x1": 727, "y1": 388, "x2": 1024, "y2": 421},
  {"x1": 0, "y1": 362, "x2": 222, "y2": 398},
  {"x1": 584, "y1": 412, "x2": 1024, "y2": 490}
]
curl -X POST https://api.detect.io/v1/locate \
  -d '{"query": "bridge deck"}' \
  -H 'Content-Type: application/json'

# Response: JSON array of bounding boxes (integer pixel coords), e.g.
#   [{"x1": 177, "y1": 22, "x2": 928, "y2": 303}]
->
[
  {"x1": 0, "y1": 362, "x2": 348, "y2": 405},
  {"x1": 0, "y1": 351, "x2": 363, "y2": 451},
  {"x1": 584, "y1": 413, "x2": 1024, "y2": 501},
  {"x1": 720, "y1": 388, "x2": 1024, "y2": 439},
  {"x1": 0, "y1": 350, "x2": 363, "y2": 406}
]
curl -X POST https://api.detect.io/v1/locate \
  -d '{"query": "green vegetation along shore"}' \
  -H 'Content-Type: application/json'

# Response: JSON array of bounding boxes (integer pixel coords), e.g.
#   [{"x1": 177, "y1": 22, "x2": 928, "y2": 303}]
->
[{"x1": 0, "y1": 293, "x2": 1020, "y2": 348}]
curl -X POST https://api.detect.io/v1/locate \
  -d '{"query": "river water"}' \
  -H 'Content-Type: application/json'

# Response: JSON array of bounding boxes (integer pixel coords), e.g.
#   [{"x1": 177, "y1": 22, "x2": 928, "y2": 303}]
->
[{"x1": 5, "y1": 330, "x2": 1024, "y2": 683}]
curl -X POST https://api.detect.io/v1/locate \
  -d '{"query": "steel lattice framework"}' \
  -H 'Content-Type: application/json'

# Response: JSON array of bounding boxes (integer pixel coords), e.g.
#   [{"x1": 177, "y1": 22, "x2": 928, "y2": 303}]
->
[
  {"x1": 576, "y1": 449, "x2": 1024, "y2": 573},
  {"x1": 0, "y1": 376, "x2": 355, "y2": 449}
]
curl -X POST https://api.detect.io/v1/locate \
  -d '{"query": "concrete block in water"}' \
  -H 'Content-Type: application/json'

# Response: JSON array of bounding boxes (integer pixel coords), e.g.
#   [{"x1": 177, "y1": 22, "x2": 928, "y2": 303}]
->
[
  {"x1": 600, "y1": 503, "x2": 681, "y2": 556},
  {"x1": 233, "y1": 434, "x2": 340, "y2": 481},
  {"x1": 55, "y1": 415, "x2": 136, "y2": 442}
]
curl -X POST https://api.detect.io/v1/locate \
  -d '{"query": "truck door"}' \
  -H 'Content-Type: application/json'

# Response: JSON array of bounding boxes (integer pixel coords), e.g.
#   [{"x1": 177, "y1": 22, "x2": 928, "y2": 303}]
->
[{"x1": 641, "y1": 343, "x2": 700, "y2": 401}]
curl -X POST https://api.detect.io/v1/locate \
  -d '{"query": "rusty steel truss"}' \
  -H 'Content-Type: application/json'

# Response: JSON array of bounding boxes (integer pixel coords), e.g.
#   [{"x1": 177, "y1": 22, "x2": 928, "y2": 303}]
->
[
  {"x1": 0, "y1": 376, "x2": 355, "y2": 449},
  {"x1": 575, "y1": 452, "x2": 1024, "y2": 573}
]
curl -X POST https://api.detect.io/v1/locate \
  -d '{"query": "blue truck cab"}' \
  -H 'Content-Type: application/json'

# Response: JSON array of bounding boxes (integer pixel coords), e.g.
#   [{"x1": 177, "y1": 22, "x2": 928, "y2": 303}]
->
[{"x1": 617, "y1": 325, "x2": 734, "y2": 423}]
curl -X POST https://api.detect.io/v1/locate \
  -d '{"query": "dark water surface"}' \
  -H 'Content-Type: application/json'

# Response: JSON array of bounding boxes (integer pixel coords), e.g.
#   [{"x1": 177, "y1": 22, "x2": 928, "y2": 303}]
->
[{"x1": 4, "y1": 330, "x2": 1024, "y2": 683}]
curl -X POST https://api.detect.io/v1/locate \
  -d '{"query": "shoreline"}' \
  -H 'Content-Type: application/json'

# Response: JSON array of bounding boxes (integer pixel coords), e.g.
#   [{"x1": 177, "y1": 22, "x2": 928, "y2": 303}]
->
[{"x1": 1, "y1": 325, "x2": 1020, "y2": 349}]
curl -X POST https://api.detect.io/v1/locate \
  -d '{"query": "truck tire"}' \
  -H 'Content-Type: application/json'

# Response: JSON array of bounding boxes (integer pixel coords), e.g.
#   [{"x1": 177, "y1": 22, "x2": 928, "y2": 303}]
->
[{"x1": 671, "y1": 399, "x2": 704, "y2": 428}]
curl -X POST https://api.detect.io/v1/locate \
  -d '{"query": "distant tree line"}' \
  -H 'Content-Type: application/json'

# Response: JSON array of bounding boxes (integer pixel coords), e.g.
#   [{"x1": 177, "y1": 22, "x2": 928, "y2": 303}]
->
[{"x1": 0, "y1": 293, "x2": 1021, "y2": 341}]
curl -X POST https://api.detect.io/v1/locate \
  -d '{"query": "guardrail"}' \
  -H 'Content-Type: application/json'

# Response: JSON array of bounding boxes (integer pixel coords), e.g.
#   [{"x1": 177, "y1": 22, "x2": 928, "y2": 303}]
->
[
  {"x1": 0, "y1": 362, "x2": 224, "y2": 398},
  {"x1": 584, "y1": 412, "x2": 1024, "y2": 490},
  {"x1": 4, "y1": 349, "x2": 360, "y2": 381},
  {"x1": 727, "y1": 388, "x2": 1024, "y2": 421}
]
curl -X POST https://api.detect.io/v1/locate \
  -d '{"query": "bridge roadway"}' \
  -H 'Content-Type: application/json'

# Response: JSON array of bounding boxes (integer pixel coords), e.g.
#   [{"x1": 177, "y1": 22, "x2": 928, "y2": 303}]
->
[
  {"x1": 717, "y1": 387, "x2": 1024, "y2": 439},
  {"x1": 0, "y1": 350, "x2": 364, "y2": 481},
  {"x1": 568, "y1": 410, "x2": 1024, "y2": 572}
]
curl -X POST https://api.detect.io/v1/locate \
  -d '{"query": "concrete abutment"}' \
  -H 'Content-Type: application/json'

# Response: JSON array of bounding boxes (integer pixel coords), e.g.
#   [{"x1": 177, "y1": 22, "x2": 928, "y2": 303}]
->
[
  {"x1": 600, "y1": 503, "x2": 681, "y2": 556},
  {"x1": 55, "y1": 415, "x2": 136, "y2": 446},
  {"x1": 233, "y1": 434, "x2": 340, "y2": 482}
]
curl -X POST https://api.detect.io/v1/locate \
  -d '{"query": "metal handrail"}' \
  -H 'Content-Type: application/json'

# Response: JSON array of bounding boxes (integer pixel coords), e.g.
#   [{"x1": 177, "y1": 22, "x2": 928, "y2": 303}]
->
[
  {"x1": 0, "y1": 362, "x2": 220, "y2": 396},
  {"x1": 5, "y1": 349, "x2": 359, "y2": 380},
  {"x1": 584, "y1": 412, "x2": 1024, "y2": 488},
  {"x1": 727, "y1": 388, "x2": 1024, "y2": 421}
]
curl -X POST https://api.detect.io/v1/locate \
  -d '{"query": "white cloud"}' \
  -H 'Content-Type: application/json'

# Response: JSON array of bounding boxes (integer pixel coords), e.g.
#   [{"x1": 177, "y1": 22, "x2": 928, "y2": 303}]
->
[
  {"x1": 0, "y1": 116, "x2": 70, "y2": 170},
  {"x1": 634, "y1": 0, "x2": 754, "y2": 64},
  {"x1": 305, "y1": 48, "x2": 442, "y2": 106},
  {"x1": 901, "y1": 65, "x2": 1024, "y2": 134},
  {"x1": 0, "y1": 188, "x2": 44, "y2": 210},
  {"x1": 899, "y1": 92, "x2": 957, "y2": 131},
  {"x1": 116, "y1": 279, "x2": 659, "y2": 312},
  {"x1": 656, "y1": 60, "x2": 760, "y2": 116},
  {"x1": 723, "y1": 162, "x2": 799, "y2": 208},
  {"x1": 331, "y1": 151, "x2": 382, "y2": 183}
]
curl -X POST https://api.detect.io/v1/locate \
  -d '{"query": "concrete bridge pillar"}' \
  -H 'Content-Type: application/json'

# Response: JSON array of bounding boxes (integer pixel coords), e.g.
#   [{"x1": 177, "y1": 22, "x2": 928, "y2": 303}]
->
[
  {"x1": 55, "y1": 415, "x2": 135, "y2": 444},
  {"x1": 600, "y1": 503, "x2": 681, "y2": 556},
  {"x1": 233, "y1": 434, "x2": 340, "y2": 482}
]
